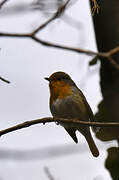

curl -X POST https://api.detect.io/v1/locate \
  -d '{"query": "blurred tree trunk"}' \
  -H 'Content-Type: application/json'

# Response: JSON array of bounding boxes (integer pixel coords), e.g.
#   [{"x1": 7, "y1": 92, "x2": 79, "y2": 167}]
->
[{"x1": 90, "y1": 0, "x2": 119, "y2": 179}]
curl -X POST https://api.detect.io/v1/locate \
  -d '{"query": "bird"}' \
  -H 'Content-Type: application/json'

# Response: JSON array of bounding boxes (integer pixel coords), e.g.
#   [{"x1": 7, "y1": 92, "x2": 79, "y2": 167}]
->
[{"x1": 45, "y1": 71, "x2": 99, "y2": 157}]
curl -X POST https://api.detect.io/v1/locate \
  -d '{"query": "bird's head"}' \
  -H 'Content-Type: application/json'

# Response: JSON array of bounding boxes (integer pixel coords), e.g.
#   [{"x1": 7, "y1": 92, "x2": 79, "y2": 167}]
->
[{"x1": 45, "y1": 71, "x2": 76, "y2": 100}]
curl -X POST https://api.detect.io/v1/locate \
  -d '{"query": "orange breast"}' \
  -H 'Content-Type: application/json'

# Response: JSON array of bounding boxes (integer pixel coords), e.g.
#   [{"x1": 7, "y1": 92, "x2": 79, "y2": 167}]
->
[{"x1": 49, "y1": 80, "x2": 72, "y2": 102}]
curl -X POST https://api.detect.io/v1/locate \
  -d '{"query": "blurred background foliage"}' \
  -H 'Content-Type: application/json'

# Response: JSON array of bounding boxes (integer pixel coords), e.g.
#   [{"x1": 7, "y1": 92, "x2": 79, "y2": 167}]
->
[{"x1": 90, "y1": 0, "x2": 119, "y2": 179}]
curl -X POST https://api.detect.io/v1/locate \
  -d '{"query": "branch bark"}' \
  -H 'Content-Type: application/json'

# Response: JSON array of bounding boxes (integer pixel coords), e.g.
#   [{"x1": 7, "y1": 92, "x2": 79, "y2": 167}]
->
[
  {"x1": 0, "y1": 76, "x2": 10, "y2": 83},
  {"x1": 1, "y1": 117, "x2": 119, "y2": 137},
  {"x1": 44, "y1": 167, "x2": 55, "y2": 180},
  {"x1": 0, "y1": 0, "x2": 9, "y2": 9}
]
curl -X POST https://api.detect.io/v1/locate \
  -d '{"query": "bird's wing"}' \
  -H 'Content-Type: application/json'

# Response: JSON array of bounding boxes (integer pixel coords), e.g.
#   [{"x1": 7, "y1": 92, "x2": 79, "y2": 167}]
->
[
  {"x1": 77, "y1": 88, "x2": 100, "y2": 132},
  {"x1": 77, "y1": 88, "x2": 94, "y2": 122}
]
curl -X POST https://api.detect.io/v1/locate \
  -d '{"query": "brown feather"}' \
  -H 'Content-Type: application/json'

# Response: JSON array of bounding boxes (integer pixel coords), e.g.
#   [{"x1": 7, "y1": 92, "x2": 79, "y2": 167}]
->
[{"x1": 65, "y1": 128, "x2": 78, "y2": 143}]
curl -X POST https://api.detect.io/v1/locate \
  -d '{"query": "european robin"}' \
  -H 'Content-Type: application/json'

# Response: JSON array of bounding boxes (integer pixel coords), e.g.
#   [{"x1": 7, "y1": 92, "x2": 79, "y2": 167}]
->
[{"x1": 45, "y1": 71, "x2": 99, "y2": 157}]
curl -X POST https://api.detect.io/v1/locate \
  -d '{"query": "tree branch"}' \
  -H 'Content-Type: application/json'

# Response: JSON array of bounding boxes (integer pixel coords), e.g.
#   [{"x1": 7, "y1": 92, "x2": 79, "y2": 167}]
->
[
  {"x1": 0, "y1": 0, "x2": 9, "y2": 9},
  {"x1": 1, "y1": 117, "x2": 119, "y2": 137},
  {"x1": 0, "y1": 30, "x2": 119, "y2": 70},
  {"x1": 91, "y1": 0, "x2": 100, "y2": 16},
  {"x1": 0, "y1": 76, "x2": 10, "y2": 83},
  {"x1": 44, "y1": 167, "x2": 55, "y2": 180},
  {"x1": 0, "y1": 0, "x2": 119, "y2": 70},
  {"x1": 31, "y1": 0, "x2": 70, "y2": 35}
]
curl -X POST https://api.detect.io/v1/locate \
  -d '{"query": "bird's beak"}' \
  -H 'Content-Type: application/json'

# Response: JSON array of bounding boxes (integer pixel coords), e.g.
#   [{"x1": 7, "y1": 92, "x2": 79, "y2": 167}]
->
[{"x1": 44, "y1": 77, "x2": 50, "y2": 81}]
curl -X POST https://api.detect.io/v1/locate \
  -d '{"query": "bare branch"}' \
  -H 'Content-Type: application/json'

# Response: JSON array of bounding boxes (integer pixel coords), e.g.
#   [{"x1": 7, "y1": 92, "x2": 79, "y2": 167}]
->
[
  {"x1": 44, "y1": 167, "x2": 55, "y2": 180},
  {"x1": 0, "y1": 76, "x2": 10, "y2": 83},
  {"x1": 31, "y1": 36, "x2": 100, "y2": 56},
  {"x1": 0, "y1": 31, "x2": 102, "y2": 56},
  {"x1": 0, "y1": 32, "x2": 30, "y2": 38},
  {"x1": 0, "y1": 117, "x2": 119, "y2": 137},
  {"x1": 0, "y1": 0, "x2": 9, "y2": 9},
  {"x1": 0, "y1": 31, "x2": 119, "y2": 70},
  {"x1": 107, "y1": 46, "x2": 119, "y2": 56},
  {"x1": 0, "y1": 0, "x2": 119, "y2": 70},
  {"x1": 91, "y1": 0, "x2": 100, "y2": 16},
  {"x1": 31, "y1": 0, "x2": 70, "y2": 35}
]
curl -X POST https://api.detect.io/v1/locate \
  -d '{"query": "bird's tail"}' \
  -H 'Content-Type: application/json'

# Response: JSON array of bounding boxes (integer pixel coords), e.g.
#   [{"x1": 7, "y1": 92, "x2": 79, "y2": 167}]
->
[
  {"x1": 85, "y1": 132, "x2": 99, "y2": 157},
  {"x1": 78, "y1": 128, "x2": 99, "y2": 157}
]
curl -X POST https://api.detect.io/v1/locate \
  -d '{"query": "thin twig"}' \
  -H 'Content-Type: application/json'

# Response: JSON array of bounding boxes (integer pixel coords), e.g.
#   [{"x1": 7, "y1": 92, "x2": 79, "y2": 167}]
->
[
  {"x1": 44, "y1": 167, "x2": 55, "y2": 180},
  {"x1": 91, "y1": 0, "x2": 100, "y2": 16},
  {"x1": 0, "y1": 0, "x2": 9, "y2": 9},
  {"x1": 31, "y1": 0, "x2": 70, "y2": 35},
  {"x1": 31, "y1": 36, "x2": 100, "y2": 56},
  {"x1": 0, "y1": 117, "x2": 119, "y2": 137},
  {"x1": 0, "y1": 31, "x2": 119, "y2": 70},
  {"x1": 0, "y1": 48, "x2": 10, "y2": 83},
  {"x1": 0, "y1": 0, "x2": 119, "y2": 70},
  {"x1": 0, "y1": 76, "x2": 10, "y2": 83},
  {"x1": 107, "y1": 46, "x2": 119, "y2": 56},
  {"x1": 0, "y1": 31, "x2": 103, "y2": 56}
]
